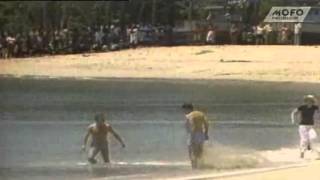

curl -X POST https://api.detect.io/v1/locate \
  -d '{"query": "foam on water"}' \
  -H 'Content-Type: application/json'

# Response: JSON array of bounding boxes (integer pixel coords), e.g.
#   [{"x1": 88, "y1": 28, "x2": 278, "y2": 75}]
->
[
  {"x1": 115, "y1": 161, "x2": 188, "y2": 166},
  {"x1": 76, "y1": 161, "x2": 188, "y2": 167},
  {"x1": 199, "y1": 142, "x2": 320, "y2": 170},
  {"x1": 201, "y1": 143, "x2": 263, "y2": 169}
]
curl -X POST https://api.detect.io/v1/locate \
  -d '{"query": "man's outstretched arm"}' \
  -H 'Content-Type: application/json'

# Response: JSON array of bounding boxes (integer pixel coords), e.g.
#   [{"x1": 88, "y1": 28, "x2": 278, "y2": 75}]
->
[
  {"x1": 110, "y1": 126, "x2": 126, "y2": 148},
  {"x1": 82, "y1": 129, "x2": 90, "y2": 151},
  {"x1": 204, "y1": 116, "x2": 209, "y2": 140},
  {"x1": 314, "y1": 109, "x2": 320, "y2": 127},
  {"x1": 291, "y1": 108, "x2": 299, "y2": 124}
]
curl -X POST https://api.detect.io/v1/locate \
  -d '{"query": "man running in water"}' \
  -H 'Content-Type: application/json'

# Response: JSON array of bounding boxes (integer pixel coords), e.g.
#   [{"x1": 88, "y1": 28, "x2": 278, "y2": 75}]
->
[
  {"x1": 291, "y1": 95, "x2": 320, "y2": 158},
  {"x1": 182, "y1": 103, "x2": 209, "y2": 169},
  {"x1": 82, "y1": 113, "x2": 125, "y2": 164}
]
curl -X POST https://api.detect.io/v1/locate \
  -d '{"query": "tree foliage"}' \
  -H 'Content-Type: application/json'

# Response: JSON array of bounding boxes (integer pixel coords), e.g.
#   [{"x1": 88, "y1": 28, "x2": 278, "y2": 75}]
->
[{"x1": 0, "y1": 0, "x2": 308, "y2": 33}]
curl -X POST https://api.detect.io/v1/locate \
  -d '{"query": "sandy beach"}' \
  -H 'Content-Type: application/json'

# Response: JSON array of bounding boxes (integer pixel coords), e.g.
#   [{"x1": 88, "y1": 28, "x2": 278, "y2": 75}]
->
[{"x1": 1, "y1": 45, "x2": 320, "y2": 83}]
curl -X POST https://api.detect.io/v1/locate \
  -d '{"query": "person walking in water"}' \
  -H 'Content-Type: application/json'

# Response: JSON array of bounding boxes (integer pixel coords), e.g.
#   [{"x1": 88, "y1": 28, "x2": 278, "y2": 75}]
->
[
  {"x1": 182, "y1": 103, "x2": 209, "y2": 169},
  {"x1": 291, "y1": 95, "x2": 320, "y2": 158},
  {"x1": 82, "y1": 113, "x2": 125, "y2": 164}
]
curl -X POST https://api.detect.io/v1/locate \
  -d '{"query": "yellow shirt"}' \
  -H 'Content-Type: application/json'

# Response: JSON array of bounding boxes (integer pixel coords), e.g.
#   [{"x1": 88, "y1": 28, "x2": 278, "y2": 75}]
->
[{"x1": 186, "y1": 111, "x2": 208, "y2": 132}]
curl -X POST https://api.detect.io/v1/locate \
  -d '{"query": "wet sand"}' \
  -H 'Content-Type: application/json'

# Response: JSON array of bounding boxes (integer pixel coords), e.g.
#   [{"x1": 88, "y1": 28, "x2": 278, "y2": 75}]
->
[{"x1": 221, "y1": 161, "x2": 320, "y2": 180}]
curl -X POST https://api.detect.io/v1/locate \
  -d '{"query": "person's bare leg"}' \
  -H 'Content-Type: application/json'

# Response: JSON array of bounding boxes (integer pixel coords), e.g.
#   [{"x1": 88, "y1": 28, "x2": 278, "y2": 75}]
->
[
  {"x1": 188, "y1": 145, "x2": 196, "y2": 169},
  {"x1": 88, "y1": 147, "x2": 99, "y2": 164},
  {"x1": 101, "y1": 145, "x2": 110, "y2": 163}
]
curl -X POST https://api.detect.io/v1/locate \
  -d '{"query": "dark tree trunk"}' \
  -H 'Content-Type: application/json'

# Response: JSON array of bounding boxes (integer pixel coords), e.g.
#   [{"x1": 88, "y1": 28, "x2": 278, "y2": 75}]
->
[
  {"x1": 151, "y1": 0, "x2": 157, "y2": 25},
  {"x1": 42, "y1": 1, "x2": 47, "y2": 30},
  {"x1": 138, "y1": 1, "x2": 146, "y2": 23}
]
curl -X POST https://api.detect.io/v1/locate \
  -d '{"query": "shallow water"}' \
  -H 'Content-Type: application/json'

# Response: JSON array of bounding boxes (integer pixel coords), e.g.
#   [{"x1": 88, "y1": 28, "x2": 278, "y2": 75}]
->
[{"x1": 1, "y1": 77, "x2": 320, "y2": 179}]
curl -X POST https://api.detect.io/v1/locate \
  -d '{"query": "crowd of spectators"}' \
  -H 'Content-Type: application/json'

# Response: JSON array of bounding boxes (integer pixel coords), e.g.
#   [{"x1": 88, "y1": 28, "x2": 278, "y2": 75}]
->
[
  {"x1": 0, "y1": 24, "x2": 174, "y2": 59},
  {"x1": 228, "y1": 22, "x2": 303, "y2": 45},
  {"x1": 0, "y1": 22, "x2": 304, "y2": 59}
]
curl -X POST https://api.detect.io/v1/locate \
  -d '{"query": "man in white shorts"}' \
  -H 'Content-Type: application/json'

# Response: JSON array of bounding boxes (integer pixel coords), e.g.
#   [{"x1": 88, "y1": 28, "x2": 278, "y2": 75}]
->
[{"x1": 291, "y1": 95, "x2": 320, "y2": 158}]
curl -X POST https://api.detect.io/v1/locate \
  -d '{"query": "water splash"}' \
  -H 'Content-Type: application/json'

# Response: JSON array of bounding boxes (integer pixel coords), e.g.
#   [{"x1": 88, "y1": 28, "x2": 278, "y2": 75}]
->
[{"x1": 200, "y1": 144, "x2": 263, "y2": 170}]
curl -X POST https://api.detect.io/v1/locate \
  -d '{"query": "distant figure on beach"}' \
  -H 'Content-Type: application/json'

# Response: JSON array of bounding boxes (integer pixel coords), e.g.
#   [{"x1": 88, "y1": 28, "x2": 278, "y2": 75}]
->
[
  {"x1": 255, "y1": 23, "x2": 264, "y2": 45},
  {"x1": 280, "y1": 24, "x2": 289, "y2": 44},
  {"x1": 294, "y1": 23, "x2": 302, "y2": 45},
  {"x1": 182, "y1": 103, "x2": 209, "y2": 169},
  {"x1": 129, "y1": 25, "x2": 139, "y2": 48},
  {"x1": 291, "y1": 95, "x2": 320, "y2": 158},
  {"x1": 82, "y1": 113, "x2": 125, "y2": 164},
  {"x1": 263, "y1": 23, "x2": 273, "y2": 45},
  {"x1": 230, "y1": 23, "x2": 239, "y2": 45},
  {"x1": 206, "y1": 26, "x2": 216, "y2": 45}
]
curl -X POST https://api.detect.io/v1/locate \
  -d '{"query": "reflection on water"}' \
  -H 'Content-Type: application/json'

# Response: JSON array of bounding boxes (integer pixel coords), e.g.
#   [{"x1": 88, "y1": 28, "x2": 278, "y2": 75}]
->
[{"x1": 1, "y1": 77, "x2": 320, "y2": 179}]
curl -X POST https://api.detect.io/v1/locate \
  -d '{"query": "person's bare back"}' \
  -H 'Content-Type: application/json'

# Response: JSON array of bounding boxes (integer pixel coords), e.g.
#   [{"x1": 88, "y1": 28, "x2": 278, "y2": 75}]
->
[{"x1": 182, "y1": 103, "x2": 209, "y2": 169}]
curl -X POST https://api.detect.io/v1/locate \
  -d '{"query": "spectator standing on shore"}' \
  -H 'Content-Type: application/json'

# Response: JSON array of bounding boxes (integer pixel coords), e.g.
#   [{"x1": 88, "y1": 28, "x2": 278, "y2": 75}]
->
[
  {"x1": 20, "y1": 32, "x2": 28, "y2": 57},
  {"x1": 126, "y1": 25, "x2": 131, "y2": 46},
  {"x1": 14, "y1": 33, "x2": 22, "y2": 57},
  {"x1": 60, "y1": 29, "x2": 68, "y2": 53},
  {"x1": 35, "y1": 30, "x2": 43, "y2": 55},
  {"x1": 263, "y1": 23, "x2": 273, "y2": 45},
  {"x1": 52, "y1": 30, "x2": 58, "y2": 54},
  {"x1": 230, "y1": 23, "x2": 239, "y2": 45},
  {"x1": 42, "y1": 31, "x2": 49, "y2": 54},
  {"x1": 129, "y1": 25, "x2": 139, "y2": 48},
  {"x1": 6, "y1": 33, "x2": 16, "y2": 59},
  {"x1": 26, "y1": 31, "x2": 33, "y2": 56},
  {"x1": 48, "y1": 31, "x2": 55, "y2": 54},
  {"x1": 206, "y1": 26, "x2": 216, "y2": 45},
  {"x1": 66, "y1": 29, "x2": 73, "y2": 53},
  {"x1": 294, "y1": 23, "x2": 302, "y2": 45},
  {"x1": 255, "y1": 24, "x2": 264, "y2": 45},
  {"x1": 280, "y1": 24, "x2": 289, "y2": 44},
  {"x1": 93, "y1": 27, "x2": 104, "y2": 51},
  {"x1": 1, "y1": 32, "x2": 8, "y2": 59}
]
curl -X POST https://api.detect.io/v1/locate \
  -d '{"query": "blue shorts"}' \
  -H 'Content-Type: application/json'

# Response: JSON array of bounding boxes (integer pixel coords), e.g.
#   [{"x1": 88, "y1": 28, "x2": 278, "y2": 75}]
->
[
  {"x1": 188, "y1": 132, "x2": 206, "y2": 158},
  {"x1": 190, "y1": 132, "x2": 206, "y2": 145}
]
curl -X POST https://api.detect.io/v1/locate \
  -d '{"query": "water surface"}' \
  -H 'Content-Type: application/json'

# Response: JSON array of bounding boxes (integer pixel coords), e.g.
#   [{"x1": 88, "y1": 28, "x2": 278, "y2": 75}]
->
[{"x1": 1, "y1": 77, "x2": 320, "y2": 179}]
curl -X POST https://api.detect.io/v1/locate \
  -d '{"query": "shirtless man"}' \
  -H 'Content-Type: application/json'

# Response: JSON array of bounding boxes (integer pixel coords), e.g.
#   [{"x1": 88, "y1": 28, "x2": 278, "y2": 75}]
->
[
  {"x1": 182, "y1": 103, "x2": 209, "y2": 169},
  {"x1": 291, "y1": 95, "x2": 320, "y2": 158},
  {"x1": 82, "y1": 113, "x2": 125, "y2": 164}
]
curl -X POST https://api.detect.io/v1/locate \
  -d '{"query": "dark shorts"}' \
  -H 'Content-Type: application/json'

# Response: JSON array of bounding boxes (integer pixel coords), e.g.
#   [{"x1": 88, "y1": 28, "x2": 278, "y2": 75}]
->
[{"x1": 188, "y1": 132, "x2": 205, "y2": 158}]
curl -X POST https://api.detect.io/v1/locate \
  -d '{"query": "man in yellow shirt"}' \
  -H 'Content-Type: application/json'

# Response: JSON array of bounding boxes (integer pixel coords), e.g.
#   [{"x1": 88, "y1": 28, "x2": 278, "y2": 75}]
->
[{"x1": 182, "y1": 103, "x2": 209, "y2": 169}]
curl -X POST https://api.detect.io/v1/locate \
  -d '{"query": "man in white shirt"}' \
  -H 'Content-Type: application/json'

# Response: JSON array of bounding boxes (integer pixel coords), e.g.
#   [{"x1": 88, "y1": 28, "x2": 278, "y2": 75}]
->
[
  {"x1": 294, "y1": 23, "x2": 302, "y2": 45},
  {"x1": 263, "y1": 23, "x2": 273, "y2": 45},
  {"x1": 206, "y1": 27, "x2": 216, "y2": 45},
  {"x1": 255, "y1": 24, "x2": 264, "y2": 45}
]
